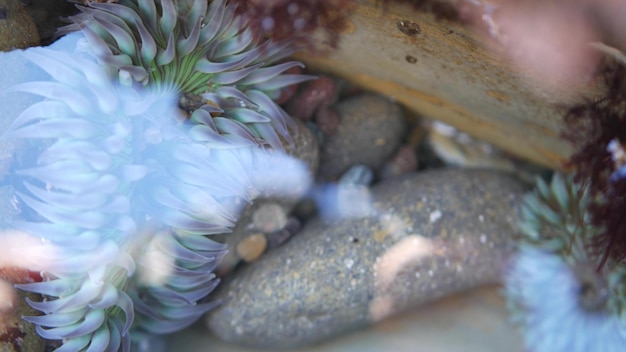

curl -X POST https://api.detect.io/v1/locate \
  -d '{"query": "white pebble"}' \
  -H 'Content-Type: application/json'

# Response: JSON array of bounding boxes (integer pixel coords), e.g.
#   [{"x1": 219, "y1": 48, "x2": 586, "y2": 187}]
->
[
  {"x1": 429, "y1": 210, "x2": 442, "y2": 223},
  {"x1": 344, "y1": 259, "x2": 354, "y2": 269}
]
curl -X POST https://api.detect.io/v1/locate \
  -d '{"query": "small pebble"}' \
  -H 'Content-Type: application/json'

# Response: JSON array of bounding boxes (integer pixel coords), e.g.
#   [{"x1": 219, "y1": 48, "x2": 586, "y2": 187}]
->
[
  {"x1": 236, "y1": 233, "x2": 268, "y2": 263},
  {"x1": 286, "y1": 76, "x2": 339, "y2": 121},
  {"x1": 266, "y1": 217, "x2": 301, "y2": 249},
  {"x1": 252, "y1": 203, "x2": 288, "y2": 233},
  {"x1": 380, "y1": 145, "x2": 419, "y2": 179},
  {"x1": 427, "y1": 121, "x2": 515, "y2": 172},
  {"x1": 339, "y1": 164, "x2": 374, "y2": 186}
]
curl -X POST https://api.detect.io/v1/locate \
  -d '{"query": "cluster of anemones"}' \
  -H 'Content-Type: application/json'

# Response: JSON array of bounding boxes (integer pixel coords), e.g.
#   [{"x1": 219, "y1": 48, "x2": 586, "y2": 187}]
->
[{"x1": 3, "y1": 0, "x2": 313, "y2": 350}]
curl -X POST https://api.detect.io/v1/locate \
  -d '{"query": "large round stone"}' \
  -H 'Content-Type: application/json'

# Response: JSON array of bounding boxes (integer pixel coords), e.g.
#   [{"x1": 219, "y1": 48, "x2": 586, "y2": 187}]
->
[{"x1": 206, "y1": 169, "x2": 524, "y2": 348}]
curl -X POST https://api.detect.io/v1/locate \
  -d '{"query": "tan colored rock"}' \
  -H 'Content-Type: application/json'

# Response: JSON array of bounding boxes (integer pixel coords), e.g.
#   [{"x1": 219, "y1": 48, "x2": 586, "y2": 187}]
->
[
  {"x1": 296, "y1": 1, "x2": 586, "y2": 169},
  {"x1": 0, "y1": 0, "x2": 39, "y2": 51},
  {"x1": 236, "y1": 233, "x2": 268, "y2": 263}
]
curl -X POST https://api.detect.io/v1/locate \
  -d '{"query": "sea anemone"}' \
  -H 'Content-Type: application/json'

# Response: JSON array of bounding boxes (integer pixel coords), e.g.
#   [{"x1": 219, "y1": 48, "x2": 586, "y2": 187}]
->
[
  {"x1": 505, "y1": 174, "x2": 626, "y2": 352},
  {"x1": 57, "y1": 0, "x2": 314, "y2": 150},
  {"x1": 4, "y1": 37, "x2": 146, "y2": 351},
  {"x1": 506, "y1": 247, "x2": 626, "y2": 352},
  {"x1": 2, "y1": 13, "x2": 310, "y2": 351}
]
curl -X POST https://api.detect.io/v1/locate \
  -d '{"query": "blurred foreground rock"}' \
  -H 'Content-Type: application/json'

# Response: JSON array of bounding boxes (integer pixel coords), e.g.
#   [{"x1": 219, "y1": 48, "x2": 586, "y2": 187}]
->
[
  {"x1": 206, "y1": 169, "x2": 524, "y2": 348},
  {"x1": 170, "y1": 285, "x2": 523, "y2": 352}
]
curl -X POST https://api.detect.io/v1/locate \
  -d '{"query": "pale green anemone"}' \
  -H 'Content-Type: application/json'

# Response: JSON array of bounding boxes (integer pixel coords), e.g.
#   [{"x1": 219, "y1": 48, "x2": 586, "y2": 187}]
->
[
  {"x1": 505, "y1": 174, "x2": 626, "y2": 352},
  {"x1": 58, "y1": 0, "x2": 313, "y2": 150}
]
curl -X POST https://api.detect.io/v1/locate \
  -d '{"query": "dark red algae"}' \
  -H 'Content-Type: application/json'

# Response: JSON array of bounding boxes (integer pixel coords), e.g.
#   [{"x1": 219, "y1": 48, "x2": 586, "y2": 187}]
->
[
  {"x1": 562, "y1": 62, "x2": 626, "y2": 269},
  {"x1": 230, "y1": 0, "x2": 357, "y2": 48}
]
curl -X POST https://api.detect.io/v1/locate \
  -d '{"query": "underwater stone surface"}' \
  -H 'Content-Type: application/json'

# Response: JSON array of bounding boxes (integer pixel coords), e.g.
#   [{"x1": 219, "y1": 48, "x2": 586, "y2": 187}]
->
[
  {"x1": 170, "y1": 286, "x2": 524, "y2": 352},
  {"x1": 22, "y1": 0, "x2": 76, "y2": 45},
  {"x1": 206, "y1": 169, "x2": 524, "y2": 348},
  {"x1": 0, "y1": 0, "x2": 39, "y2": 50},
  {"x1": 318, "y1": 93, "x2": 405, "y2": 181}
]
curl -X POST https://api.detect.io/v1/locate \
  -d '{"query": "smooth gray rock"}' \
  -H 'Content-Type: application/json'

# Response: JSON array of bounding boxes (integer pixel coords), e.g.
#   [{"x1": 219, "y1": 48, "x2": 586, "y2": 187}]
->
[
  {"x1": 206, "y1": 169, "x2": 524, "y2": 349},
  {"x1": 318, "y1": 93, "x2": 405, "y2": 181}
]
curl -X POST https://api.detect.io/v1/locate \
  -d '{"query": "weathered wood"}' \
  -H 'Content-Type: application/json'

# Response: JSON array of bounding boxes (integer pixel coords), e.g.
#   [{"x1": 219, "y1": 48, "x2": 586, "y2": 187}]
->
[{"x1": 297, "y1": 1, "x2": 581, "y2": 169}]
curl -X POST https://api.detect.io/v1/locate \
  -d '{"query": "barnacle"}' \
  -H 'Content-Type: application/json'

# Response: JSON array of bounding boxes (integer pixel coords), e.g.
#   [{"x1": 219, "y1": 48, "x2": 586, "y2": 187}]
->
[
  {"x1": 3, "y1": 27, "x2": 310, "y2": 351},
  {"x1": 505, "y1": 174, "x2": 626, "y2": 352},
  {"x1": 57, "y1": 0, "x2": 314, "y2": 150}
]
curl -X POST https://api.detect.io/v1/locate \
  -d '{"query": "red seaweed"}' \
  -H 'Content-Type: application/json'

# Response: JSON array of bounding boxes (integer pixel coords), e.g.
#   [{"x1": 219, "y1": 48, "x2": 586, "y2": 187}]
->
[{"x1": 230, "y1": 0, "x2": 357, "y2": 48}]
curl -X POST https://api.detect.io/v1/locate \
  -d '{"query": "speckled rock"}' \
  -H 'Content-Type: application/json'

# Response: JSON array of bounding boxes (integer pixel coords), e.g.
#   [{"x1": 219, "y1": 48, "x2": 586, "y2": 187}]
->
[
  {"x1": 206, "y1": 169, "x2": 524, "y2": 349},
  {"x1": 0, "y1": 0, "x2": 39, "y2": 51},
  {"x1": 23, "y1": 0, "x2": 76, "y2": 45},
  {"x1": 216, "y1": 119, "x2": 320, "y2": 275},
  {"x1": 0, "y1": 268, "x2": 45, "y2": 352},
  {"x1": 318, "y1": 93, "x2": 405, "y2": 181}
]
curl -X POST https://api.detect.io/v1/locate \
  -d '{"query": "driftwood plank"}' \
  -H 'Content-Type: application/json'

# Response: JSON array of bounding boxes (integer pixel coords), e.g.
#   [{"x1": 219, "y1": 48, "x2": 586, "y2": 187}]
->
[{"x1": 297, "y1": 1, "x2": 578, "y2": 169}]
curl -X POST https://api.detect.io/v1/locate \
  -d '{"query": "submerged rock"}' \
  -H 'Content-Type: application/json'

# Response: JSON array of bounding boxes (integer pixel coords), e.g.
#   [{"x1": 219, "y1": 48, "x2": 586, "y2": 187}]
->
[
  {"x1": 0, "y1": 0, "x2": 39, "y2": 51},
  {"x1": 206, "y1": 169, "x2": 524, "y2": 348},
  {"x1": 318, "y1": 93, "x2": 405, "y2": 181}
]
